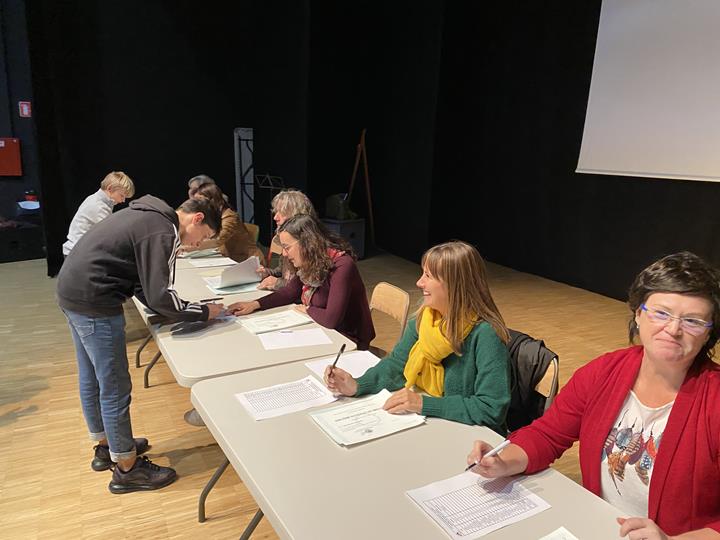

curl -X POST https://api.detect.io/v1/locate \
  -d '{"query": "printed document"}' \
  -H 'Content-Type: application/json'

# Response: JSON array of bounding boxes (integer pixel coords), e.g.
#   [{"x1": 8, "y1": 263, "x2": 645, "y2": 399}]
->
[
  {"x1": 406, "y1": 472, "x2": 550, "y2": 539},
  {"x1": 305, "y1": 350, "x2": 381, "y2": 380},
  {"x1": 204, "y1": 278, "x2": 259, "y2": 294},
  {"x1": 216, "y1": 256, "x2": 261, "y2": 288},
  {"x1": 539, "y1": 527, "x2": 580, "y2": 540},
  {"x1": 236, "y1": 376, "x2": 337, "y2": 420},
  {"x1": 189, "y1": 256, "x2": 237, "y2": 268},
  {"x1": 239, "y1": 309, "x2": 312, "y2": 334},
  {"x1": 180, "y1": 247, "x2": 220, "y2": 259},
  {"x1": 309, "y1": 389, "x2": 425, "y2": 445},
  {"x1": 258, "y1": 328, "x2": 332, "y2": 350}
]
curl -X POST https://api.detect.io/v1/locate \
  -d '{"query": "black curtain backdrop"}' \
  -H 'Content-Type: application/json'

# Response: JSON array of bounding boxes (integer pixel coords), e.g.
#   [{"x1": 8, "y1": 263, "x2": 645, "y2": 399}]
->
[{"x1": 23, "y1": 1, "x2": 720, "y2": 300}]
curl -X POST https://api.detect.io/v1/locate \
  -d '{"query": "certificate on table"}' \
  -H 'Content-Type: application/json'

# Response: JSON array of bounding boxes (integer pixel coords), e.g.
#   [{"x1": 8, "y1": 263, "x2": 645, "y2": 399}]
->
[
  {"x1": 258, "y1": 328, "x2": 333, "y2": 350},
  {"x1": 309, "y1": 389, "x2": 425, "y2": 446},
  {"x1": 239, "y1": 309, "x2": 312, "y2": 334},
  {"x1": 406, "y1": 472, "x2": 550, "y2": 539}
]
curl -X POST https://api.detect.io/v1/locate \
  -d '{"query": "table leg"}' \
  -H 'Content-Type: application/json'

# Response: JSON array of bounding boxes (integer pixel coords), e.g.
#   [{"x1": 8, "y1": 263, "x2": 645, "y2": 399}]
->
[
  {"x1": 239, "y1": 509, "x2": 264, "y2": 540},
  {"x1": 198, "y1": 457, "x2": 230, "y2": 523},
  {"x1": 143, "y1": 351, "x2": 162, "y2": 388},
  {"x1": 134, "y1": 334, "x2": 152, "y2": 368}
]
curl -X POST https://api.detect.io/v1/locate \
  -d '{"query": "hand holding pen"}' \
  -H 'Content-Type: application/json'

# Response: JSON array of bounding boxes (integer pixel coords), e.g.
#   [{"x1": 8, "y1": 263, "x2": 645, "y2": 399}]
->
[
  {"x1": 465, "y1": 439, "x2": 529, "y2": 478},
  {"x1": 324, "y1": 344, "x2": 357, "y2": 396}
]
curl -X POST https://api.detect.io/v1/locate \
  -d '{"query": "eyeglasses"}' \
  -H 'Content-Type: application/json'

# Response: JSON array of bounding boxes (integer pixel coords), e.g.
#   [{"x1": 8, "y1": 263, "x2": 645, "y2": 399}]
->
[
  {"x1": 640, "y1": 303, "x2": 713, "y2": 335},
  {"x1": 280, "y1": 240, "x2": 298, "y2": 253}
]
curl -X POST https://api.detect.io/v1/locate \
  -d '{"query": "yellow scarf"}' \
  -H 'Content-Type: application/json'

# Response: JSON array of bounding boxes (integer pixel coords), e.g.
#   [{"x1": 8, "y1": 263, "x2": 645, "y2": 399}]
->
[{"x1": 403, "y1": 308, "x2": 475, "y2": 397}]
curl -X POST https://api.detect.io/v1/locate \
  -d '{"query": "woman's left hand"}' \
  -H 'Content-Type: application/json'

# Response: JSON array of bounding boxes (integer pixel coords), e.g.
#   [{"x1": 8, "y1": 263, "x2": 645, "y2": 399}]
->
[
  {"x1": 383, "y1": 388, "x2": 423, "y2": 414},
  {"x1": 294, "y1": 304, "x2": 308, "y2": 314},
  {"x1": 617, "y1": 517, "x2": 673, "y2": 540}
]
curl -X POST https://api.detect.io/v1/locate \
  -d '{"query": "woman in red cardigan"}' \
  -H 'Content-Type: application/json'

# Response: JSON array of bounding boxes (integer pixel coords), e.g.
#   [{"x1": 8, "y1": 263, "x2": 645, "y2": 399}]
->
[
  {"x1": 467, "y1": 252, "x2": 720, "y2": 540},
  {"x1": 228, "y1": 214, "x2": 375, "y2": 349}
]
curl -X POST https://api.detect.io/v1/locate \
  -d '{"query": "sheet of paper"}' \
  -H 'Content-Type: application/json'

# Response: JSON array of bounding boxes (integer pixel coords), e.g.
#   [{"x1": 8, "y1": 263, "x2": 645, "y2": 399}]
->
[
  {"x1": 219, "y1": 256, "x2": 261, "y2": 288},
  {"x1": 539, "y1": 527, "x2": 580, "y2": 540},
  {"x1": 305, "y1": 350, "x2": 381, "y2": 380},
  {"x1": 181, "y1": 247, "x2": 220, "y2": 259},
  {"x1": 204, "y1": 277, "x2": 260, "y2": 294},
  {"x1": 238, "y1": 309, "x2": 313, "y2": 334},
  {"x1": 189, "y1": 256, "x2": 237, "y2": 268},
  {"x1": 258, "y1": 327, "x2": 333, "y2": 350},
  {"x1": 309, "y1": 389, "x2": 426, "y2": 446},
  {"x1": 235, "y1": 376, "x2": 337, "y2": 420},
  {"x1": 406, "y1": 472, "x2": 550, "y2": 539}
]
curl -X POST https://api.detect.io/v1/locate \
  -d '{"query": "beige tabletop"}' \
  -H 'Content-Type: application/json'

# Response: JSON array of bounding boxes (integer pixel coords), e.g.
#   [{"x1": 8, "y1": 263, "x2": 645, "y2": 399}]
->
[
  {"x1": 133, "y1": 267, "x2": 357, "y2": 387},
  {"x1": 191, "y1": 362, "x2": 622, "y2": 540}
]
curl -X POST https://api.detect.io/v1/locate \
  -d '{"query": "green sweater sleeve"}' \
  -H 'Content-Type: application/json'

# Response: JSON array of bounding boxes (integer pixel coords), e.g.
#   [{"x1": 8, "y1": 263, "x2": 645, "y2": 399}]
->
[
  {"x1": 421, "y1": 323, "x2": 511, "y2": 432},
  {"x1": 354, "y1": 320, "x2": 418, "y2": 396}
]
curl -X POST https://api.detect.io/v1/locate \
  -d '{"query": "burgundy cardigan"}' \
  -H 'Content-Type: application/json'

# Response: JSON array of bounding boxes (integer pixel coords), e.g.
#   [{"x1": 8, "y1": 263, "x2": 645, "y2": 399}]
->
[
  {"x1": 511, "y1": 346, "x2": 720, "y2": 536},
  {"x1": 257, "y1": 254, "x2": 375, "y2": 350}
]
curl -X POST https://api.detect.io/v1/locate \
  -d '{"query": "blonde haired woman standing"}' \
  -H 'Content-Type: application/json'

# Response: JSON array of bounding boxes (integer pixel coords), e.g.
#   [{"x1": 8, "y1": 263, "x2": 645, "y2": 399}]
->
[{"x1": 326, "y1": 240, "x2": 511, "y2": 432}]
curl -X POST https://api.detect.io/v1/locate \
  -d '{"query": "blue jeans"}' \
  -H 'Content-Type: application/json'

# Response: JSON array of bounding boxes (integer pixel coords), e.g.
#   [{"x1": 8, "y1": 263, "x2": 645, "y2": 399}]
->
[{"x1": 63, "y1": 308, "x2": 136, "y2": 462}]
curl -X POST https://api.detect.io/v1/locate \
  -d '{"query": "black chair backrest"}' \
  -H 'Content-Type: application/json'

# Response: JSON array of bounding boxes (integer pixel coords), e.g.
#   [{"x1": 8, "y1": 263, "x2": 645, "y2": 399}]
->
[{"x1": 506, "y1": 329, "x2": 557, "y2": 431}]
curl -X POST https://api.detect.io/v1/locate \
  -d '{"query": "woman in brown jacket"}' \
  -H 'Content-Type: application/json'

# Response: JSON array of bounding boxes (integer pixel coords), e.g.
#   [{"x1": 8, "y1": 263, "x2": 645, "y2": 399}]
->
[{"x1": 191, "y1": 184, "x2": 265, "y2": 264}]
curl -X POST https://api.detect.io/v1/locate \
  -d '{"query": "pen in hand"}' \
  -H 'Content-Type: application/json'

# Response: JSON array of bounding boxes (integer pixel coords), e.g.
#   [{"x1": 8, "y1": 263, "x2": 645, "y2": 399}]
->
[
  {"x1": 199, "y1": 297, "x2": 224, "y2": 303},
  {"x1": 328, "y1": 343, "x2": 346, "y2": 379},
  {"x1": 465, "y1": 439, "x2": 511, "y2": 471}
]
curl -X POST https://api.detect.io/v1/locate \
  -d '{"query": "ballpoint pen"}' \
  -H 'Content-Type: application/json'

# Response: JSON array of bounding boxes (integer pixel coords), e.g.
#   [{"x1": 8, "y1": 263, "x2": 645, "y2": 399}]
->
[
  {"x1": 328, "y1": 343, "x2": 346, "y2": 378},
  {"x1": 465, "y1": 439, "x2": 511, "y2": 471},
  {"x1": 199, "y1": 296, "x2": 224, "y2": 303}
]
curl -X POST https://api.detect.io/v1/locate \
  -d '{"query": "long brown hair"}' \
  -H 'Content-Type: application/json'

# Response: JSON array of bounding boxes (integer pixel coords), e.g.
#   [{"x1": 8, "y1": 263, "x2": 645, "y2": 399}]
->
[
  {"x1": 278, "y1": 214, "x2": 353, "y2": 285},
  {"x1": 417, "y1": 241, "x2": 509, "y2": 353}
]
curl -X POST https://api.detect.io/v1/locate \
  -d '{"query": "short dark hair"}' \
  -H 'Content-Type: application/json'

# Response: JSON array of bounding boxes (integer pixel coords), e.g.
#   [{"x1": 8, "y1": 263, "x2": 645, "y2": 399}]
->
[
  {"x1": 177, "y1": 198, "x2": 223, "y2": 235},
  {"x1": 628, "y1": 251, "x2": 720, "y2": 359}
]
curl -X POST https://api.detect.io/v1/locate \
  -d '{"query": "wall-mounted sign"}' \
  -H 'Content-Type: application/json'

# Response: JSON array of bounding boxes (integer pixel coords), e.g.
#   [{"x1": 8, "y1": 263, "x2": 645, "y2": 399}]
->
[{"x1": 18, "y1": 101, "x2": 32, "y2": 118}]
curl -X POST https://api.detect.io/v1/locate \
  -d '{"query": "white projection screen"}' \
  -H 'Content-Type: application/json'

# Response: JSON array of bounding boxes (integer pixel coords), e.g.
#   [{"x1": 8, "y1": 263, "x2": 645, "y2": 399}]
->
[{"x1": 577, "y1": 0, "x2": 720, "y2": 182}]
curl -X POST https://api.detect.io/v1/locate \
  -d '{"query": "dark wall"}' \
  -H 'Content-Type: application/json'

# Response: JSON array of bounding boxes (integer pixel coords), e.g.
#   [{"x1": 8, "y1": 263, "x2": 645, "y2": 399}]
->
[
  {"x1": 26, "y1": 0, "x2": 309, "y2": 274},
  {"x1": 0, "y1": 0, "x2": 42, "y2": 219},
  {"x1": 21, "y1": 1, "x2": 720, "y2": 298},
  {"x1": 307, "y1": 1, "x2": 444, "y2": 261},
  {"x1": 429, "y1": 2, "x2": 720, "y2": 299}
]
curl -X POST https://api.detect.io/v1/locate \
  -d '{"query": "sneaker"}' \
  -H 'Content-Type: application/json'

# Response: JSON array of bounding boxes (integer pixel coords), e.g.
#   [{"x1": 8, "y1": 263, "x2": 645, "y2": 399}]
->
[
  {"x1": 183, "y1": 408, "x2": 206, "y2": 427},
  {"x1": 108, "y1": 456, "x2": 177, "y2": 494},
  {"x1": 92, "y1": 437, "x2": 151, "y2": 471}
]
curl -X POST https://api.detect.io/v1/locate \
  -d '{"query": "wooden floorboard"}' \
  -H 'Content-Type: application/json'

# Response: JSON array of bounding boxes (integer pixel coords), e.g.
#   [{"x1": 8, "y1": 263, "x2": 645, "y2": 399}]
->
[{"x1": 0, "y1": 252, "x2": 631, "y2": 538}]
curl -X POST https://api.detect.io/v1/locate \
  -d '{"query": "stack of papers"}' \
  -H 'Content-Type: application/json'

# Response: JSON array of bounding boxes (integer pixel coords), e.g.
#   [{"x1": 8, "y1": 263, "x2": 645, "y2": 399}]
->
[
  {"x1": 239, "y1": 309, "x2": 312, "y2": 334},
  {"x1": 236, "y1": 376, "x2": 337, "y2": 420},
  {"x1": 203, "y1": 256, "x2": 261, "y2": 293},
  {"x1": 406, "y1": 472, "x2": 550, "y2": 539},
  {"x1": 309, "y1": 389, "x2": 425, "y2": 446},
  {"x1": 305, "y1": 350, "x2": 381, "y2": 380},
  {"x1": 258, "y1": 328, "x2": 332, "y2": 350},
  {"x1": 189, "y1": 257, "x2": 237, "y2": 268},
  {"x1": 181, "y1": 248, "x2": 220, "y2": 259}
]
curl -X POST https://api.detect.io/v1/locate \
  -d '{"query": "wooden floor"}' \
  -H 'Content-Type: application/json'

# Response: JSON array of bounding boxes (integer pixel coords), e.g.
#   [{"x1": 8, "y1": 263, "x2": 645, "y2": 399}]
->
[{"x1": 0, "y1": 253, "x2": 631, "y2": 539}]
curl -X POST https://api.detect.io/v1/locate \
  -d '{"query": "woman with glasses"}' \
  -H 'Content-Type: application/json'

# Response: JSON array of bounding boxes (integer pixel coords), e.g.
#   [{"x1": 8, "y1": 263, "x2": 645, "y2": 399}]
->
[
  {"x1": 228, "y1": 214, "x2": 375, "y2": 349},
  {"x1": 256, "y1": 189, "x2": 317, "y2": 291},
  {"x1": 325, "y1": 241, "x2": 512, "y2": 432},
  {"x1": 467, "y1": 251, "x2": 720, "y2": 539}
]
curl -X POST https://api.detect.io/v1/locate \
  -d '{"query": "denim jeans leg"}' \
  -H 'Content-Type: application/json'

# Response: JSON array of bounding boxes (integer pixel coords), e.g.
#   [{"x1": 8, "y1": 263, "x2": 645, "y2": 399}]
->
[
  {"x1": 64, "y1": 309, "x2": 106, "y2": 441},
  {"x1": 65, "y1": 309, "x2": 136, "y2": 462}
]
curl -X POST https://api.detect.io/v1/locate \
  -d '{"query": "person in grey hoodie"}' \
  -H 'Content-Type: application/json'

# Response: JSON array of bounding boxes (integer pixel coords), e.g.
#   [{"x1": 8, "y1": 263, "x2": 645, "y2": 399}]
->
[{"x1": 57, "y1": 195, "x2": 224, "y2": 494}]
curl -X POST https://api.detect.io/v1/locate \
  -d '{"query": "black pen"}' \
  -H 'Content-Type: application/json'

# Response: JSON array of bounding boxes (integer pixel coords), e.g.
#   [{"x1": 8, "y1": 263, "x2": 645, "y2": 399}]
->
[
  {"x1": 328, "y1": 343, "x2": 346, "y2": 378},
  {"x1": 199, "y1": 297, "x2": 224, "y2": 303}
]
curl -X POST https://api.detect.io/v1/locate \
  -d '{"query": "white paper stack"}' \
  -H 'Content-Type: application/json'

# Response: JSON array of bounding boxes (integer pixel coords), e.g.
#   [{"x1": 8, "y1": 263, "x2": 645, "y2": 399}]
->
[
  {"x1": 203, "y1": 256, "x2": 261, "y2": 293},
  {"x1": 309, "y1": 389, "x2": 425, "y2": 446},
  {"x1": 239, "y1": 309, "x2": 312, "y2": 334},
  {"x1": 258, "y1": 328, "x2": 332, "y2": 350},
  {"x1": 189, "y1": 256, "x2": 237, "y2": 268},
  {"x1": 305, "y1": 350, "x2": 381, "y2": 380}
]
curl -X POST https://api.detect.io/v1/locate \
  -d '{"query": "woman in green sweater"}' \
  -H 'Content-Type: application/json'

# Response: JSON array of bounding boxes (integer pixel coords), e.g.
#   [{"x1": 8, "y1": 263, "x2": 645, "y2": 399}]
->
[{"x1": 325, "y1": 241, "x2": 511, "y2": 433}]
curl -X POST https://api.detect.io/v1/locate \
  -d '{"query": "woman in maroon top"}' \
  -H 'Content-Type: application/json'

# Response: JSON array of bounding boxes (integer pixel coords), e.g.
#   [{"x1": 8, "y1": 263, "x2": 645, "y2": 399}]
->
[{"x1": 228, "y1": 214, "x2": 375, "y2": 349}]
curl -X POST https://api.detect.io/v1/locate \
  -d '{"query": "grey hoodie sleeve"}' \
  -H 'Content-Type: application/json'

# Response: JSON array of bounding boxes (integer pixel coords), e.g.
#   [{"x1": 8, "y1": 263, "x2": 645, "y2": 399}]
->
[{"x1": 134, "y1": 230, "x2": 209, "y2": 321}]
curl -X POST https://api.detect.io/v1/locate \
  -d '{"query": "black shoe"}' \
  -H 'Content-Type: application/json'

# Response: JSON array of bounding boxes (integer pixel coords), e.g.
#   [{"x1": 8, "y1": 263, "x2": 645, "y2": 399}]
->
[
  {"x1": 92, "y1": 438, "x2": 151, "y2": 471},
  {"x1": 108, "y1": 456, "x2": 177, "y2": 494}
]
